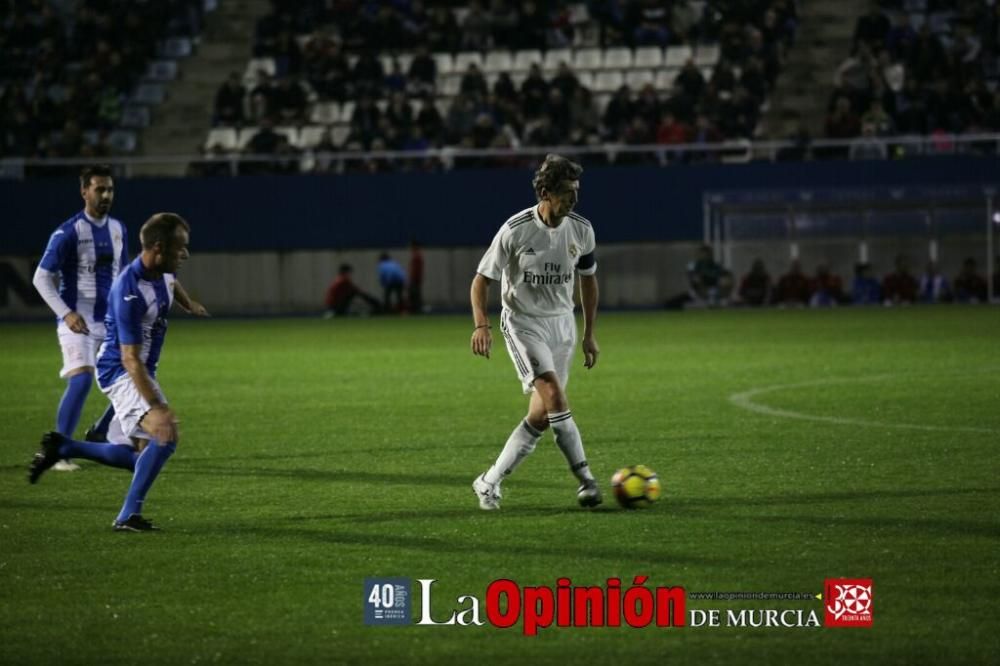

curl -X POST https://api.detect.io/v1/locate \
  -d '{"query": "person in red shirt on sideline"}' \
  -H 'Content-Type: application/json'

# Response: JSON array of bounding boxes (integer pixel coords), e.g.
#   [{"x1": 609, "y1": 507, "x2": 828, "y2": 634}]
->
[{"x1": 324, "y1": 264, "x2": 380, "y2": 317}]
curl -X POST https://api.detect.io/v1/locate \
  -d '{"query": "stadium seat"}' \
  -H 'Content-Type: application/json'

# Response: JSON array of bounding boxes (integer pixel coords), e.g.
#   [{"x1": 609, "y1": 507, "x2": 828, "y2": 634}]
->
[
  {"x1": 483, "y1": 51, "x2": 512, "y2": 73},
  {"x1": 592, "y1": 70, "x2": 624, "y2": 92},
  {"x1": 132, "y1": 83, "x2": 167, "y2": 105},
  {"x1": 160, "y1": 37, "x2": 193, "y2": 59},
  {"x1": 298, "y1": 125, "x2": 326, "y2": 149},
  {"x1": 396, "y1": 52, "x2": 414, "y2": 73},
  {"x1": 439, "y1": 74, "x2": 461, "y2": 96},
  {"x1": 544, "y1": 48, "x2": 574, "y2": 72},
  {"x1": 237, "y1": 127, "x2": 259, "y2": 150},
  {"x1": 575, "y1": 71, "x2": 594, "y2": 89},
  {"x1": 694, "y1": 45, "x2": 720, "y2": 68},
  {"x1": 375, "y1": 99, "x2": 389, "y2": 113},
  {"x1": 568, "y1": 3, "x2": 590, "y2": 24},
  {"x1": 573, "y1": 47, "x2": 602, "y2": 70},
  {"x1": 309, "y1": 101, "x2": 340, "y2": 125},
  {"x1": 143, "y1": 60, "x2": 179, "y2": 82},
  {"x1": 432, "y1": 53, "x2": 454, "y2": 76},
  {"x1": 512, "y1": 49, "x2": 543, "y2": 71},
  {"x1": 454, "y1": 52, "x2": 484, "y2": 71},
  {"x1": 634, "y1": 46, "x2": 663, "y2": 68},
  {"x1": 625, "y1": 69, "x2": 654, "y2": 89},
  {"x1": 603, "y1": 47, "x2": 633, "y2": 69},
  {"x1": 245, "y1": 57, "x2": 276, "y2": 79},
  {"x1": 655, "y1": 69, "x2": 678, "y2": 90},
  {"x1": 665, "y1": 45, "x2": 693, "y2": 68},
  {"x1": 593, "y1": 93, "x2": 612, "y2": 115},
  {"x1": 331, "y1": 125, "x2": 351, "y2": 147},
  {"x1": 510, "y1": 72, "x2": 527, "y2": 88},
  {"x1": 204, "y1": 127, "x2": 238, "y2": 150},
  {"x1": 120, "y1": 105, "x2": 151, "y2": 129},
  {"x1": 339, "y1": 101, "x2": 356, "y2": 123},
  {"x1": 107, "y1": 130, "x2": 138, "y2": 154}
]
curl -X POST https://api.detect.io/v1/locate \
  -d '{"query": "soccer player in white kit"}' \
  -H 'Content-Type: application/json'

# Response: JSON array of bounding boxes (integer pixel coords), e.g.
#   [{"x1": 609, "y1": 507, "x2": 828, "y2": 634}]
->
[{"x1": 470, "y1": 154, "x2": 602, "y2": 510}]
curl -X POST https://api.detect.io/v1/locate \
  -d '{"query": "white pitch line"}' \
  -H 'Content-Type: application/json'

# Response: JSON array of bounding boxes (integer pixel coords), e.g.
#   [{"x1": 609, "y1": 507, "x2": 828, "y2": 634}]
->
[{"x1": 728, "y1": 375, "x2": 996, "y2": 434}]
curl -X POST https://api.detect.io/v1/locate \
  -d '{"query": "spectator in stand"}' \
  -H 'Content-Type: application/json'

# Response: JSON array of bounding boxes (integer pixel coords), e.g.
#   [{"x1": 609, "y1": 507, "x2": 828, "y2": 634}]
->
[
  {"x1": 324, "y1": 264, "x2": 380, "y2": 317},
  {"x1": 852, "y1": 3, "x2": 890, "y2": 52},
  {"x1": 738, "y1": 259, "x2": 772, "y2": 306},
  {"x1": 249, "y1": 71, "x2": 277, "y2": 122},
  {"x1": 849, "y1": 120, "x2": 888, "y2": 160},
  {"x1": 407, "y1": 45, "x2": 436, "y2": 97},
  {"x1": 656, "y1": 111, "x2": 691, "y2": 145},
  {"x1": 378, "y1": 253, "x2": 407, "y2": 313},
  {"x1": 953, "y1": 258, "x2": 988, "y2": 303},
  {"x1": 918, "y1": 261, "x2": 951, "y2": 303},
  {"x1": 408, "y1": 240, "x2": 425, "y2": 314},
  {"x1": 851, "y1": 262, "x2": 881, "y2": 305},
  {"x1": 775, "y1": 260, "x2": 811, "y2": 306},
  {"x1": 810, "y1": 263, "x2": 845, "y2": 307},
  {"x1": 213, "y1": 73, "x2": 245, "y2": 126},
  {"x1": 882, "y1": 254, "x2": 918, "y2": 305},
  {"x1": 272, "y1": 77, "x2": 308, "y2": 124}
]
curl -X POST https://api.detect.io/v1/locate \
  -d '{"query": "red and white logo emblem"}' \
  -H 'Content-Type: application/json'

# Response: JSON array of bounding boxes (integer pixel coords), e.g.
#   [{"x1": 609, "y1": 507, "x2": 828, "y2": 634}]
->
[{"x1": 824, "y1": 578, "x2": 873, "y2": 627}]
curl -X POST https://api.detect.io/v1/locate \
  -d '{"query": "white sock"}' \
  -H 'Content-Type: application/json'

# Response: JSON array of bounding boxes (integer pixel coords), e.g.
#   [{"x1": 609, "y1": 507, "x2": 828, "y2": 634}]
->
[
  {"x1": 548, "y1": 411, "x2": 594, "y2": 482},
  {"x1": 484, "y1": 419, "x2": 543, "y2": 485}
]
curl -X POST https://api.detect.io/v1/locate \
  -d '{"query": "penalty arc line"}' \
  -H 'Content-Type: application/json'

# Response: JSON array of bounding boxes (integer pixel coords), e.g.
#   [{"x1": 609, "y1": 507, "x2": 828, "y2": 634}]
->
[{"x1": 728, "y1": 375, "x2": 996, "y2": 434}]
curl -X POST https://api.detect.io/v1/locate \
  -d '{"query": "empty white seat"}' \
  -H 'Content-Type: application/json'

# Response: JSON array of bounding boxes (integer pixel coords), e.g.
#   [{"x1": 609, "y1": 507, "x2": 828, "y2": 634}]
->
[
  {"x1": 132, "y1": 83, "x2": 166, "y2": 105},
  {"x1": 694, "y1": 44, "x2": 720, "y2": 68},
  {"x1": 331, "y1": 125, "x2": 351, "y2": 147},
  {"x1": 665, "y1": 45, "x2": 693, "y2": 68},
  {"x1": 160, "y1": 37, "x2": 192, "y2": 59},
  {"x1": 603, "y1": 47, "x2": 632, "y2": 69},
  {"x1": 144, "y1": 60, "x2": 178, "y2": 82},
  {"x1": 592, "y1": 70, "x2": 624, "y2": 92},
  {"x1": 298, "y1": 125, "x2": 326, "y2": 149},
  {"x1": 433, "y1": 53, "x2": 455, "y2": 75},
  {"x1": 339, "y1": 101, "x2": 356, "y2": 123},
  {"x1": 575, "y1": 70, "x2": 594, "y2": 89},
  {"x1": 309, "y1": 101, "x2": 340, "y2": 124},
  {"x1": 634, "y1": 46, "x2": 663, "y2": 68},
  {"x1": 655, "y1": 69, "x2": 679, "y2": 90},
  {"x1": 245, "y1": 57, "x2": 276, "y2": 78},
  {"x1": 483, "y1": 51, "x2": 513, "y2": 73},
  {"x1": 573, "y1": 47, "x2": 602, "y2": 70},
  {"x1": 396, "y1": 53, "x2": 414, "y2": 73},
  {"x1": 439, "y1": 74, "x2": 461, "y2": 96},
  {"x1": 454, "y1": 51, "x2": 484, "y2": 71},
  {"x1": 107, "y1": 130, "x2": 137, "y2": 154},
  {"x1": 204, "y1": 127, "x2": 237, "y2": 151},
  {"x1": 275, "y1": 126, "x2": 299, "y2": 146},
  {"x1": 512, "y1": 49, "x2": 543, "y2": 71},
  {"x1": 625, "y1": 69, "x2": 654, "y2": 89},
  {"x1": 544, "y1": 48, "x2": 573, "y2": 72}
]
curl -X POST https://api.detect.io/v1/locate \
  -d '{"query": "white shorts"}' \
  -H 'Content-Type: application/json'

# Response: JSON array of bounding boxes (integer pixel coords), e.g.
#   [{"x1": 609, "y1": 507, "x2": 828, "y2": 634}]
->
[
  {"x1": 56, "y1": 320, "x2": 106, "y2": 377},
  {"x1": 499, "y1": 309, "x2": 576, "y2": 394},
  {"x1": 100, "y1": 373, "x2": 167, "y2": 442}
]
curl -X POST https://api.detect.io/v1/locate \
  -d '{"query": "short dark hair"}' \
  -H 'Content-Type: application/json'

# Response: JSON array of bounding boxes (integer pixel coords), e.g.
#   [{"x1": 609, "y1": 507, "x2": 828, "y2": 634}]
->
[
  {"x1": 140, "y1": 213, "x2": 190, "y2": 250},
  {"x1": 532, "y1": 154, "x2": 583, "y2": 200},
  {"x1": 80, "y1": 164, "x2": 113, "y2": 188}
]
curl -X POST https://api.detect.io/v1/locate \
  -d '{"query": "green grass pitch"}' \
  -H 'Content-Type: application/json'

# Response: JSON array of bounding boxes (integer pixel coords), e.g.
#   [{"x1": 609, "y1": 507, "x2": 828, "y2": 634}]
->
[{"x1": 1, "y1": 307, "x2": 997, "y2": 664}]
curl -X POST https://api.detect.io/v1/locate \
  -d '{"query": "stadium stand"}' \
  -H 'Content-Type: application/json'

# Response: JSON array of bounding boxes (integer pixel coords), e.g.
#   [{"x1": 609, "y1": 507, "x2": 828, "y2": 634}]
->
[
  {"x1": 201, "y1": 0, "x2": 799, "y2": 173},
  {"x1": 0, "y1": 0, "x2": 213, "y2": 166},
  {"x1": 826, "y1": 0, "x2": 999, "y2": 153}
]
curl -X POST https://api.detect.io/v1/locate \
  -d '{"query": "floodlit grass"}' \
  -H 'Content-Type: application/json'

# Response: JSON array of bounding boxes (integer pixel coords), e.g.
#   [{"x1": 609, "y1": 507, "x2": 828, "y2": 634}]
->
[{"x1": 1, "y1": 307, "x2": 997, "y2": 664}]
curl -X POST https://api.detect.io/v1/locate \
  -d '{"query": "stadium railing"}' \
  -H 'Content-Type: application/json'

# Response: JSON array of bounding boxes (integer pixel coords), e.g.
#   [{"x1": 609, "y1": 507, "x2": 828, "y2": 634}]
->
[{"x1": 2, "y1": 134, "x2": 999, "y2": 180}]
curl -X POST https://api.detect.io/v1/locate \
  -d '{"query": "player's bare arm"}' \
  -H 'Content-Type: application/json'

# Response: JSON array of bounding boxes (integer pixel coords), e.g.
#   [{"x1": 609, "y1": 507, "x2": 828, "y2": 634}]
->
[
  {"x1": 172, "y1": 280, "x2": 210, "y2": 317},
  {"x1": 470, "y1": 273, "x2": 493, "y2": 359},
  {"x1": 579, "y1": 273, "x2": 599, "y2": 369},
  {"x1": 121, "y1": 343, "x2": 178, "y2": 443}
]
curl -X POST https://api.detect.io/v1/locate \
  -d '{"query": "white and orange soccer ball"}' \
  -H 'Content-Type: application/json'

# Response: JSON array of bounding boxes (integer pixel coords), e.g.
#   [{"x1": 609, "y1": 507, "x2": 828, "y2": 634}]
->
[{"x1": 611, "y1": 465, "x2": 662, "y2": 508}]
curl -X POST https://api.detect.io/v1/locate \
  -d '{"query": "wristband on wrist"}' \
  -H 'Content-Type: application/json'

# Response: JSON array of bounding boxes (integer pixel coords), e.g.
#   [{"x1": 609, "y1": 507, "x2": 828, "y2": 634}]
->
[{"x1": 474, "y1": 324, "x2": 491, "y2": 330}]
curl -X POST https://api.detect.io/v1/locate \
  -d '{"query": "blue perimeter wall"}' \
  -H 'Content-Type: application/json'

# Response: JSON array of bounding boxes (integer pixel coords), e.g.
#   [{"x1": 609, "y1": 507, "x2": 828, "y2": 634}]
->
[{"x1": 2, "y1": 156, "x2": 996, "y2": 255}]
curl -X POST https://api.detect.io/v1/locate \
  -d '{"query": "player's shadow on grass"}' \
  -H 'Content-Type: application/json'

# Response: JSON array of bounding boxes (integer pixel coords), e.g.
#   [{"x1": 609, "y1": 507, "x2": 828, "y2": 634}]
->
[{"x1": 672, "y1": 486, "x2": 1000, "y2": 509}]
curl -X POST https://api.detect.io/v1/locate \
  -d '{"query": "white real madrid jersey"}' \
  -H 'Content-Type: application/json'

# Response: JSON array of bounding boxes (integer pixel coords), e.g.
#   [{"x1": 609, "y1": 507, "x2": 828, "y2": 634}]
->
[{"x1": 476, "y1": 205, "x2": 597, "y2": 318}]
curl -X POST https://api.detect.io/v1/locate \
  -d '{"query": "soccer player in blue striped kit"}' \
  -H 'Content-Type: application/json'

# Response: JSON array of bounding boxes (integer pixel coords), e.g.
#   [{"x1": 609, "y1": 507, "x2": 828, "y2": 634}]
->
[
  {"x1": 30, "y1": 213, "x2": 192, "y2": 531},
  {"x1": 470, "y1": 154, "x2": 602, "y2": 510}
]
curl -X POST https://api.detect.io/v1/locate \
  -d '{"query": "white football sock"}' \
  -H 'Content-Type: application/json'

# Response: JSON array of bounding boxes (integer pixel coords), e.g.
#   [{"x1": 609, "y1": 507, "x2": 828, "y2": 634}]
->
[
  {"x1": 484, "y1": 419, "x2": 543, "y2": 485},
  {"x1": 548, "y1": 410, "x2": 594, "y2": 482}
]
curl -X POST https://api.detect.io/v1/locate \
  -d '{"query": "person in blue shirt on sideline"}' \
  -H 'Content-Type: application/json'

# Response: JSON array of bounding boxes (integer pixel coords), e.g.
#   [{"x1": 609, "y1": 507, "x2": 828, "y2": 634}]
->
[
  {"x1": 378, "y1": 252, "x2": 406, "y2": 313},
  {"x1": 29, "y1": 213, "x2": 193, "y2": 532}
]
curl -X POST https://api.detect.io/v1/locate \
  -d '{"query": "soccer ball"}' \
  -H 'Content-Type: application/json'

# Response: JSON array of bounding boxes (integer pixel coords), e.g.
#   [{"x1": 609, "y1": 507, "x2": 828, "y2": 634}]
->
[{"x1": 611, "y1": 465, "x2": 662, "y2": 508}]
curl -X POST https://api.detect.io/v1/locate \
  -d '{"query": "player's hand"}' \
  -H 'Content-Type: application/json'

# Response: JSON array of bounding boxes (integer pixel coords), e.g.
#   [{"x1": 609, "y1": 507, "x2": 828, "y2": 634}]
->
[
  {"x1": 582, "y1": 335, "x2": 600, "y2": 369},
  {"x1": 187, "y1": 300, "x2": 210, "y2": 317},
  {"x1": 63, "y1": 311, "x2": 90, "y2": 334},
  {"x1": 142, "y1": 405, "x2": 179, "y2": 443},
  {"x1": 471, "y1": 326, "x2": 493, "y2": 359}
]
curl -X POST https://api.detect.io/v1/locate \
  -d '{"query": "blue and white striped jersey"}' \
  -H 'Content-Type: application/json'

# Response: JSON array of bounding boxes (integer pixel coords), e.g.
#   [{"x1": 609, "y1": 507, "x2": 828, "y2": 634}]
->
[
  {"x1": 38, "y1": 210, "x2": 129, "y2": 324},
  {"x1": 96, "y1": 257, "x2": 175, "y2": 388}
]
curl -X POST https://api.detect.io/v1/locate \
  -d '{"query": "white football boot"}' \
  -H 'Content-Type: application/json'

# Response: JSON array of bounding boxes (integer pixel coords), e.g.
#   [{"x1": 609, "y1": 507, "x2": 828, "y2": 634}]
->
[{"x1": 472, "y1": 474, "x2": 502, "y2": 510}]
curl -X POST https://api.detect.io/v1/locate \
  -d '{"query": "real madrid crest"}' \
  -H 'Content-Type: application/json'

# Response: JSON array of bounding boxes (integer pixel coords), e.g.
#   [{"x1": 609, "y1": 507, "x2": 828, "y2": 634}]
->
[{"x1": 569, "y1": 244, "x2": 578, "y2": 258}]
